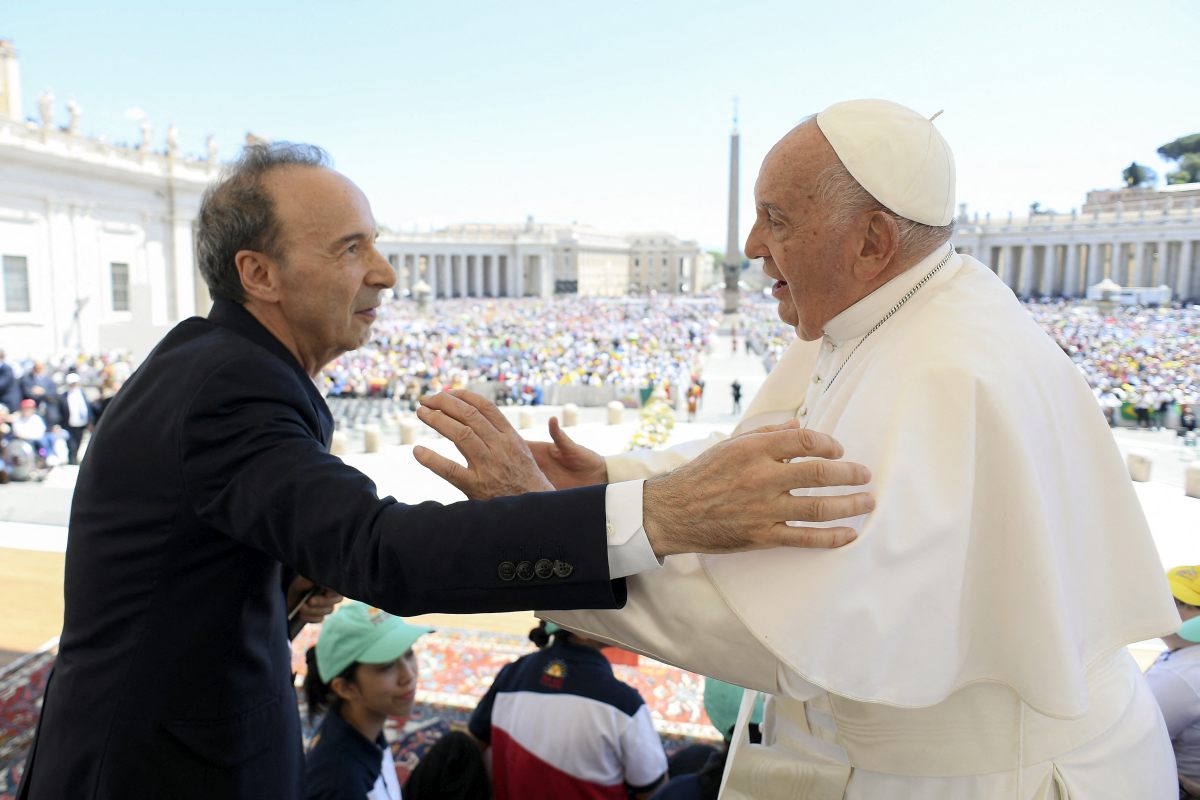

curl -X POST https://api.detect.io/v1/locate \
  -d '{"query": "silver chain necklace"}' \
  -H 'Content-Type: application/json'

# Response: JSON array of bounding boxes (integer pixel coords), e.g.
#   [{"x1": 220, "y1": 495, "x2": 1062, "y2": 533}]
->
[{"x1": 821, "y1": 247, "x2": 955, "y2": 397}]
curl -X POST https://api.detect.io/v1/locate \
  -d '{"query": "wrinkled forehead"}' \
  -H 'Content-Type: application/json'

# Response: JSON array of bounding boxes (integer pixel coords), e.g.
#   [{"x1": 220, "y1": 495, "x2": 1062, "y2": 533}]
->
[
  {"x1": 755, "y1": 121, "x2": 833, "y2": 196},
  {"x1": 266, "y1": 166, "x2": 375, "y2": 242}
]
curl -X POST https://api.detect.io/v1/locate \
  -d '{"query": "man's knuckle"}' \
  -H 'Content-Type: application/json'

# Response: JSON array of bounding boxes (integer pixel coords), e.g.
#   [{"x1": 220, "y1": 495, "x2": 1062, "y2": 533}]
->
[{"x1": 809, "y1": 496, "x2": 829, "y2": 519}]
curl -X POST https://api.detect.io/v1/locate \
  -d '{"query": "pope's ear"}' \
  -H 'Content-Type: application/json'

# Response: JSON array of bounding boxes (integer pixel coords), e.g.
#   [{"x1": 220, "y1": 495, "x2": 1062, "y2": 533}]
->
[
  {"x1": 234, "y1": 249, "x2": 280, "y2": 303},
  {"x1": 855, "y1": 210, "x2": 899, "y2": 280}
]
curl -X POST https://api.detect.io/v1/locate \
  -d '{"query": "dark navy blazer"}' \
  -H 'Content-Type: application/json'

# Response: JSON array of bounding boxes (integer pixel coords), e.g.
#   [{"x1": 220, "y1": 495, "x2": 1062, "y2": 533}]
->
[{"x1": 18, "y1": 300, "x2": 623, "y2": 799}]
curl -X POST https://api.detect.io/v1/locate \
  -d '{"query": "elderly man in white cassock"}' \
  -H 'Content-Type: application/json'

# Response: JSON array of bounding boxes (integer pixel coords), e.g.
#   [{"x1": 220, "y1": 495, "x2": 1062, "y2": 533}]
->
[
  {"x1": 420, "y1": 99, "x2": 1179, "y2": 796},
  {"x1": 520, "y1": 100, "x2": 1180, "y2": 798}
]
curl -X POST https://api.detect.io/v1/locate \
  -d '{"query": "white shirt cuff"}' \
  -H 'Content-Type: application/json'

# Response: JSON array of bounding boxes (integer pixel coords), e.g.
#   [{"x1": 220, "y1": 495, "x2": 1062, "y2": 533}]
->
[{"x1": 604, "y1": 479, "x2": 662, "y2": 579}]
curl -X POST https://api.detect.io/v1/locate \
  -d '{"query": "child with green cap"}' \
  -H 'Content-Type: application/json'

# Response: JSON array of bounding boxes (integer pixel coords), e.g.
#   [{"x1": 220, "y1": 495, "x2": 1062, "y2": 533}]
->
[{"x1": 302, "y1": 601, "x2": 433, "y2": 800}]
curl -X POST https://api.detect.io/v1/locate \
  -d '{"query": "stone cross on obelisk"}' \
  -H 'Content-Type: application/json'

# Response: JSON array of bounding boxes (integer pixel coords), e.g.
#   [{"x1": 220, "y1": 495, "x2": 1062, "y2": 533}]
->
[{"x1": 723, "y1": 99, "x2": 741, "y2": 314}]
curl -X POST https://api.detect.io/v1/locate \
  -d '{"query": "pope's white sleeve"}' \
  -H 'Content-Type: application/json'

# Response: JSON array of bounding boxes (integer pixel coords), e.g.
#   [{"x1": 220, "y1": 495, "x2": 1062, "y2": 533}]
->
[
  {"x1": 605, "y1": 431, "x2": 727, "y2": 481},
  {"x1": 541, "y1": 553, "x2": 790, "y2": 695}
]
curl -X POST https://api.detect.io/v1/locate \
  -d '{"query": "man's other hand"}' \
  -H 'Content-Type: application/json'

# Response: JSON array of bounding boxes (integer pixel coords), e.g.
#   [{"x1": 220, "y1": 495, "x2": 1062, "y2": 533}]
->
[
  {"x1": 643, "y1": 420, "x2": 873, "y2": 559},
  {"x1": 413, "y1": 390, "x2": 555, "y2": 499},
  {"x1": 527, "y1": 416, "x2": 607, "y2": 489},
  {"x1": 286, "y1": 576, "x2": 343, "y2": 624}
]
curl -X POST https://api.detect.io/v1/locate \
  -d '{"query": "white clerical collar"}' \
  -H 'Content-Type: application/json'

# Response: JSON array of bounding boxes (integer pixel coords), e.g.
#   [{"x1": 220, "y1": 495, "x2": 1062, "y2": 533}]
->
[{"x1": 822, "y1": 243, "x2": 960, "y2": 345}]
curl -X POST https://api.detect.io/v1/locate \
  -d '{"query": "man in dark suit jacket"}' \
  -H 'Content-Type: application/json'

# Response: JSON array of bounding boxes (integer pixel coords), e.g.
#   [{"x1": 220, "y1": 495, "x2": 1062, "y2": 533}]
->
[{"x1": 18, "y1": 143, "x2": 872, "y2": 799}]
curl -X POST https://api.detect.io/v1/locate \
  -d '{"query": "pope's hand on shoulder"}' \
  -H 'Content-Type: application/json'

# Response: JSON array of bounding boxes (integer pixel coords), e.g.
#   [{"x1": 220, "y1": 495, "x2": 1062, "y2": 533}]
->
[
  {"x1": 413, "y1": 393, "x2": 874, "y2": 558},
  {"x1": 643, "y1": 420, "x2": 873, "y2": 558}
]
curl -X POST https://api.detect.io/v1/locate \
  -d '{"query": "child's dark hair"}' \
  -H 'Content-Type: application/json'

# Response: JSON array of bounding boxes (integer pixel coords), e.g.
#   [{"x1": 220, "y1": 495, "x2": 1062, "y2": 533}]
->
[
  {"x1": 303, "y1": 646, "x2": 359, "y2": 724},
  {"x1": 528, "y1": 620, "x2": 568, "y2": 649}
]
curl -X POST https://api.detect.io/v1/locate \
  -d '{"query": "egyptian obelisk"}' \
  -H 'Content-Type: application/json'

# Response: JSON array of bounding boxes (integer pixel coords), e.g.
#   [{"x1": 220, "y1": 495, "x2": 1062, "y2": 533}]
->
[{"x1": 723, "y1": 101, "x2": 740, "y2": 314}]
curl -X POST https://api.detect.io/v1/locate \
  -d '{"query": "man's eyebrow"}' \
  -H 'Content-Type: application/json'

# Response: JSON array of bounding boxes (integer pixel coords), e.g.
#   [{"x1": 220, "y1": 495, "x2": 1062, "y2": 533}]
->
[{"x1": 759, "y1": 202, "x2": 786, "y2": 217}]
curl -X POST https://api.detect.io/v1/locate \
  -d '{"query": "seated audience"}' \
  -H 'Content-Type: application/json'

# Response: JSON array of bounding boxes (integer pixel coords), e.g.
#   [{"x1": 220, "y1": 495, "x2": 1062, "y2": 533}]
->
[
  {"x1": 10, "y1": 399, "x2": 60, "y2": 461},
  {"x1": 303, "y1": 601, "x2": 434, "y2": 800},
  {"x1": 469, "y1": 621, "x2": 667, "y2": 800},
  {"x1": 651, "y1": 679, "x2": 763, "y2": 800},
  {"x1": 1146, "y1": 566, "x2": 1200, "y2": 798}
]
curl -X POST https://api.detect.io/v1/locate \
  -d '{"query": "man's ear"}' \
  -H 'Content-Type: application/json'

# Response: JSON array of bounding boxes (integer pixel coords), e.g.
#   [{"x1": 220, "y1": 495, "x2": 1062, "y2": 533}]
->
[
  {"x1": 235, "y1": 249, "x2": 281, "y2": 304},
  {"x1": 854, "y1": 210, "x2": 899, "y2": 281}
]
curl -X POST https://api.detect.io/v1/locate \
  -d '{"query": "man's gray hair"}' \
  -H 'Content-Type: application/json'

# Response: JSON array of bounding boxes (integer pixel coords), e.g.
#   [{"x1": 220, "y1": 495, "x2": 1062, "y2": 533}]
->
[
  {"x1": 196, "y1": 142, "x2": 332, "y2": 303},
  {"x1": 814, "y1": 157, "x2": 955, "y2": 260}
]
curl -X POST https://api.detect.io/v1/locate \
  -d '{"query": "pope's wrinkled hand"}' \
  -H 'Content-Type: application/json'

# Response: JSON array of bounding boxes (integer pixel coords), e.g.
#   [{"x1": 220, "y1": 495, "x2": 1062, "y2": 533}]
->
[
  {"x1": 642, "y1": 419, "x2": 873, "y2": 558},
  {"x1": 527, "y1": 416, "x2": 608, "y2": 489}
]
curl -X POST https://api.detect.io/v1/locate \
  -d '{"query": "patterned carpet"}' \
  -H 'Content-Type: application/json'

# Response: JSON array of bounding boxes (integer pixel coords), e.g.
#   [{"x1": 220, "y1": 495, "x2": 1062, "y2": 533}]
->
[
  {"x1": 0, "y1": 643, "x2": 55, "y2": 799},
  {"x1": 0, "y1": 628, "x2": 718, "y2": 797}
]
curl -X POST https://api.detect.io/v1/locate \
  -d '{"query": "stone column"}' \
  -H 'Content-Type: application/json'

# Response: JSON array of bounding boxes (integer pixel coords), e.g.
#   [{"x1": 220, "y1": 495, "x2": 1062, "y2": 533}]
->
[
  {"x1": 471, "y1": 255, "x2": 484, "y2": 297},
  {"x1": 424, "y1": 255, "x2": 437, "y2": 298},
  {"x1": 438, "y1": 255, "x2": 448, "y2": 297},
  {"x1": 512, "y1": 252, "x2": 525, "y2": 297},
  {"x1": 453, "y1": 254, "x2": 466, "y2": 297},
  {"x1": 1086, "y1": 241, "x2": 1103, "y2": 287},
  {"x1": 1133, "y1": 242, "x2": 1149, "y2": 286},
  {"x1": 1016, "y1": 244, "x2": 1034, "y2": 296},
  {"x1": 1037, "y1": 245, "x2": 1056, "y2": 297},
  {"x1": 1109, "y1": 242, "x2": 1123, "y2": 283},
  {"x1": 1179, "y1": 240, "x2": 1195, "y2": 301},
  {"x1": 1002, "y1": 245, "x2": 1018, "y2": 291},
  {"x1": 1063, "y1": 244, "x2": 1080, "y2": 298},
  {"x1": 488, "y1": 255, "x2": 500, "y2": 297}
]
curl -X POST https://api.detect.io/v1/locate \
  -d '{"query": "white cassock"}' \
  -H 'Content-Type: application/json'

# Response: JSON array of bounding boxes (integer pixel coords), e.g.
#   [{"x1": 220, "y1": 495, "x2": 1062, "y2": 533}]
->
[{"x1": 544, "y1": 244, "x2": 1180, "y2": 799}]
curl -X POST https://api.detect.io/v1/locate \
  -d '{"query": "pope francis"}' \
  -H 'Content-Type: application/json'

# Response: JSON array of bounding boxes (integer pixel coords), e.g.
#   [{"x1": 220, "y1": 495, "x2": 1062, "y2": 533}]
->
[{"x1": 430, "y1": 100, "x2": 1182, "y2": 798}]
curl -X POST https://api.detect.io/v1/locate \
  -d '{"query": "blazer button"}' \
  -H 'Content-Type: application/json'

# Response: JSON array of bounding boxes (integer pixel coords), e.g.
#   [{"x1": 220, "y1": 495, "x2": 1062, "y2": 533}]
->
[
  {"x1": 516, "y1": 560, "x2": 535, "y2": 580},
  {"x1": 498, "y1": 561, "x2": 517, "y2": 581},
  {"x1": 534, "y1": 558, "x2": 554, "y2": 579},
  {"x1": 553, "y1": 560, "x2": 574, "y2": 579}
]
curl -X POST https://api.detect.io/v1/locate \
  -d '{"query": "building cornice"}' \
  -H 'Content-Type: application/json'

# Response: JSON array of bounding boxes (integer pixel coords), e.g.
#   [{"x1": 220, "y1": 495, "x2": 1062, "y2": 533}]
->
[{"x1": 0, "y1": 118, "x2": 215, "y2": 190}]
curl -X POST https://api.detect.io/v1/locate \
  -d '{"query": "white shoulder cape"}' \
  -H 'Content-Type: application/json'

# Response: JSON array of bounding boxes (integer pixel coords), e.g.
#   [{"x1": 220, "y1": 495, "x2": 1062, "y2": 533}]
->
[{"x1": 698, "y1": 255, "x2": 1176, "y2": 717}]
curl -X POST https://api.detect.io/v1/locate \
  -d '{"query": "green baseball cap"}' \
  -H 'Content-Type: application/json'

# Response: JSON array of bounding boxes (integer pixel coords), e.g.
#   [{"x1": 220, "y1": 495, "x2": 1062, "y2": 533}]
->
[
  {"x1": 703, "y1": 678, "x2": 764, "y2": 740},
  {"x1": 315, "y1": 601, "x2": 434, "y2": 682}
]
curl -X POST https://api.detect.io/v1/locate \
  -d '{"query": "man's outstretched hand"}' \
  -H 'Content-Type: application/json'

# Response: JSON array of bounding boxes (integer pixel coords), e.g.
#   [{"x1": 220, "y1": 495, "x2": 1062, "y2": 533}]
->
[
  {"x1": 643, "y1": 420, "x2": 873, "y2": 558},
  {"x1": 413, "y1": 390, "x2": 554, "y2": 499}
]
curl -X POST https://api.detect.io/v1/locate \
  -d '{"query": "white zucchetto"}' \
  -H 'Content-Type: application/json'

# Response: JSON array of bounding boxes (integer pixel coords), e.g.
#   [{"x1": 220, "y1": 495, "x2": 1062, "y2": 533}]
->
[{"x1": 816, "y1": 99, "x2": 956, "y2": 226}]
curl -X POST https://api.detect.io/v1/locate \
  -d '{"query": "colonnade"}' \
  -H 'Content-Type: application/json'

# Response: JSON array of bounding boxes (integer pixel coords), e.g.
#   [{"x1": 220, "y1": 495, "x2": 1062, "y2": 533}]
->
[
  {"x1": 384, "y1": 252, "x2": 547, "y2": 299},
  {"x1": 962, "y1": 239, "x2": 1197, "y2": 300},
  {"x1": 955, "y1": 210, "x2": 1200, "y2": 301}
]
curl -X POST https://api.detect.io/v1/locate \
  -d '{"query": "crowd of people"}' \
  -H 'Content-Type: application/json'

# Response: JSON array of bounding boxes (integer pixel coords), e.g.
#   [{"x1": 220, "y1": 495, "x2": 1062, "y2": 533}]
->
[
  {"x1": 2, "y1": 297, "x2": 1196, "y2": 470},
  {"x1": 319, "y1": 296, "x2": 719, "y2": 408},
  {"x1": 0, "y1": 349, "x2": 130, "y2": 479},
  {"x1": 1028, "y1": 302, "x2": 1199, "y2": 431},
  {"x1": 300, "y1": 602, "x2": 745, "y2": 800}
]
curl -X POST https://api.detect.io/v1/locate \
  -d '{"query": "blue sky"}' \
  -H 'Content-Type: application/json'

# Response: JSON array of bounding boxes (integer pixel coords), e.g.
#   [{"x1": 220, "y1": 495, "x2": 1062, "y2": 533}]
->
[{"x1": 4, "y1": 0, "x2": 1195, "y2": 249}]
